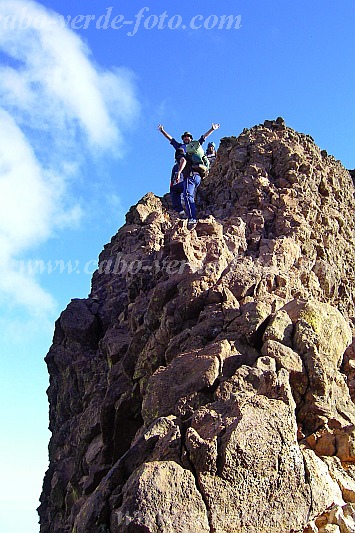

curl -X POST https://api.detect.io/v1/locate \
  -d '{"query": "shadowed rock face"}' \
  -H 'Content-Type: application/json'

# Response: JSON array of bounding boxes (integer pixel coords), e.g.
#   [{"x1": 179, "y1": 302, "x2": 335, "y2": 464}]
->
[{"x1": 39, "y1": 118, "x2": 355, "y2": 532}]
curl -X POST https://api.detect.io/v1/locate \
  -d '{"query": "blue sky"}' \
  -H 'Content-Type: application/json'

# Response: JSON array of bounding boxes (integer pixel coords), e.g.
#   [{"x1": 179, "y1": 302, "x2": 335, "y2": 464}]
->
[{"x1": 1, "y1": 1, "x2": 355, "y2": 531}]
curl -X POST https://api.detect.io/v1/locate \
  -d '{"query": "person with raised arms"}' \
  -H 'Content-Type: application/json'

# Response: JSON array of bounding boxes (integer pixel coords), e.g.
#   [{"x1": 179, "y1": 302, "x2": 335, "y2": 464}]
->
[{"x1": 158, "y1": 123, "x2": 220, "y2": 228}]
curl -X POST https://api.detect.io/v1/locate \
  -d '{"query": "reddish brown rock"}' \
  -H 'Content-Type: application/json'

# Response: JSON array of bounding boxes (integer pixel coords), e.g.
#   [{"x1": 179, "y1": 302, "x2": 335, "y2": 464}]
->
[{"x1": 39, "y1": 119, "x2": 355, "y2": 533}]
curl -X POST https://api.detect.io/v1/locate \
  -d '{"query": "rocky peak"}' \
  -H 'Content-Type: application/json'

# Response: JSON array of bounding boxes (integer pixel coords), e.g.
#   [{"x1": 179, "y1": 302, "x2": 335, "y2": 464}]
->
[{"x1": 39, "y1": 119, "x2": 355, "y2": 532}]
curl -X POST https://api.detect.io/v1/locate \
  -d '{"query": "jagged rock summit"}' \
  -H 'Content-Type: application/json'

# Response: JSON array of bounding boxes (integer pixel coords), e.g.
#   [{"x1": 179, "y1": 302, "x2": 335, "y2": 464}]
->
[{"x1": 39, "y1": 118, "x2": 355, "y2": 532}]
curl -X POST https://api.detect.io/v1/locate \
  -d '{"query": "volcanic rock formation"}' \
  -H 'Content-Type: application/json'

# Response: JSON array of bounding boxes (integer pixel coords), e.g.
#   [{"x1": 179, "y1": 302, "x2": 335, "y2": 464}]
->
[{"x1": 39, "y1": 118, "x2": 355, "y2": 532}]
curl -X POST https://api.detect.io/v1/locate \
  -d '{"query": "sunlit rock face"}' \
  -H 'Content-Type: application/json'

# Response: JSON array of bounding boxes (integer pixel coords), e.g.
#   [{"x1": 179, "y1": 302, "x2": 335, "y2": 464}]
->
[{"x1": 39, "y1": 118, "x2": 355, "y2": 533}]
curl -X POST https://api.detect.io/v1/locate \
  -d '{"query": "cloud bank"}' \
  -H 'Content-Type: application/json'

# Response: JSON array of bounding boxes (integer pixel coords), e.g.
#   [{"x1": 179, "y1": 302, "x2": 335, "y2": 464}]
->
[{"x1": 0, "y1": 0, "x2": 140, "y2": 314}]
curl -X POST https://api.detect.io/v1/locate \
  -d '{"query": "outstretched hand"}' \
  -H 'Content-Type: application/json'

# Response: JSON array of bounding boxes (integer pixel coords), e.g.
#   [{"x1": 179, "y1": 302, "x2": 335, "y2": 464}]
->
[
  {"x1": 157, "y1": 124, "x2": 172, "y2": 141},
  {"x1": 212, "y1": 123, "x2": 220, "y2": 130}
]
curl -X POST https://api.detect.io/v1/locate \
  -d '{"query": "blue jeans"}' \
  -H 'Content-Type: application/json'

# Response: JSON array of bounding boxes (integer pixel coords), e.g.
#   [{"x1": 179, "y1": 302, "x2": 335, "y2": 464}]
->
[{"x1": 183, "y1": 173, "x2": 201, "y2": 220}]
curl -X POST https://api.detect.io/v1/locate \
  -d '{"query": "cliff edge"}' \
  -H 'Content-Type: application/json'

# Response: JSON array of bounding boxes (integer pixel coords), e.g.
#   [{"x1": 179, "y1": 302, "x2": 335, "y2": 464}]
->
[{"x1": 39, "y1": 118, "x2": 355, "y2": 532}]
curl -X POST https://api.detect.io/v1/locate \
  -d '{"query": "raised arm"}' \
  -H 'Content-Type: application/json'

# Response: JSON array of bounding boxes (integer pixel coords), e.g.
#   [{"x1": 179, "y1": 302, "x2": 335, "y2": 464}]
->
[
  {"x1": 202, "y1": 123, "x2": 220, "y2": 140},
  {"x1": 157, "y1": 124, "x2": 173, "y2": 142}
]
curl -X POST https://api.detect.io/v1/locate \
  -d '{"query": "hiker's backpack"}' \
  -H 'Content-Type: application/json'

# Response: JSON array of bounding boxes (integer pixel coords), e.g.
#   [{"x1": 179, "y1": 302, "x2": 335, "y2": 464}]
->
[{"x1": 185, "y1": 141, "x2": 210, "y2": 177}]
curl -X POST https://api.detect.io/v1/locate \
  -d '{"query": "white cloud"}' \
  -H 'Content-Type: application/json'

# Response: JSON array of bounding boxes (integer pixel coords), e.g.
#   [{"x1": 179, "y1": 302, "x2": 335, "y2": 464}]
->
[
  {"x1": 0, "y1": 110, "x2": 68, "y2": 252},
  {"x1": 0, "y1": 0, "x2": 139, "y2": 149},
  {"x1": 0, "y1": 259, "x2": 56, "y2": 315},
  {"x1": 0, "y1": 0, "x2": 140, "y2": 313}
]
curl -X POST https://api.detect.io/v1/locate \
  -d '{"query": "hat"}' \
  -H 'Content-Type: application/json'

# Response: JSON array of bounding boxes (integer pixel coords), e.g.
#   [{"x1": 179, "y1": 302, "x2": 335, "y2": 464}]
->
[
  {"x1": 181, "y1": 131, "x2": 193, "y2": 140},
  {"x1": 208, "y1": 142, "x2": 216, "y2": 148}
]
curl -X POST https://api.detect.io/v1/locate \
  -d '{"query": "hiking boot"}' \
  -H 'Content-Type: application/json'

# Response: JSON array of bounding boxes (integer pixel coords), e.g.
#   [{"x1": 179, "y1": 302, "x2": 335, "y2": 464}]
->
[{"x1": 187, "y1": 218, "x2": 197, "y2": 229}]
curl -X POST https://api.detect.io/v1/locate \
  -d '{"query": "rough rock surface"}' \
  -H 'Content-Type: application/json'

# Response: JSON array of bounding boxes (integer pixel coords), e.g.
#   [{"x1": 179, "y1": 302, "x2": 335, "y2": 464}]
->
[{"x1": 39, "y1": 118, "x2": 355, "y2": 532}]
